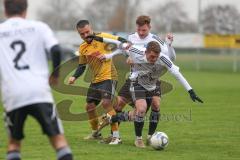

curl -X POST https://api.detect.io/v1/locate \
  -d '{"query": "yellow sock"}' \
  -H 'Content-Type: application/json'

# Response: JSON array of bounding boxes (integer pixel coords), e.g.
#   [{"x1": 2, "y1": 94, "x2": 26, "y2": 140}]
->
[
  {"x1": 108, "y1": 109, "x2": 119, "y2": 131},
  {"x1": 111, "y1": 122, "x2": 119, "y2": 131},
  {"x1": 89, "y1": 118, "x2": 99, "y2": 130},
  {"x1": 87, "y1": 108, "x2": 98, "y2": 131}
]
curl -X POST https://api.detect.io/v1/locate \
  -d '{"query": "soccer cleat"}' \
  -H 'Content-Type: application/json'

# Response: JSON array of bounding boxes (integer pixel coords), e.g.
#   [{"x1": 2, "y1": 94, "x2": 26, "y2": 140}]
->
[
  {"x1": 99, "y1": 135, "x2": 113, "y2": 144},
  {"x1": 109, "y1": 137, "x2": 122, "y2": 145},
  {"x1": 146, "y1": 136, "x2": 152, "y2": 146},
  {"x1": 97, "y1": 113, "x2": 112, "y2": 133},
  {"x1": 134, "y1": 139, "x2": 146, "y2": 148},
  {"x1": 83, "y1": 131, "x2": 102, "y2": 140}
]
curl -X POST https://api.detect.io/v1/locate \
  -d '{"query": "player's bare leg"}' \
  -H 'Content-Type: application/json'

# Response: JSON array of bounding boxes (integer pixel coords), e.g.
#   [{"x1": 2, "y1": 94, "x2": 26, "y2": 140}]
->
[
  {"x1": 114, "y1": 96, "x2": 129, "y2": 112},
  {"x1": 7, "y1": 139, "x2": 21, "y2": 160},
  {"x1": 49, "y1": 134, "x2": 73, "y2": 160}
]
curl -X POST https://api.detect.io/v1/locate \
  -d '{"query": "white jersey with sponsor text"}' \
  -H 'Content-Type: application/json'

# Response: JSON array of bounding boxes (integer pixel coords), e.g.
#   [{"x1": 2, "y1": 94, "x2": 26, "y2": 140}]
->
[{"x1": 0, "y1": 17, "x2": 58, "y2": 112}]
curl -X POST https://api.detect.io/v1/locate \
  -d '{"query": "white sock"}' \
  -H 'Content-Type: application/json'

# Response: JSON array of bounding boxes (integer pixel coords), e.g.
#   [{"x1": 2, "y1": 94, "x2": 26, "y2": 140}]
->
[
  {"x1": 136, "y1": 136, "x2": 142, "y2": 140},
  {"x1": 112, "y1": 131, "x2": 120, "y2": 138}
]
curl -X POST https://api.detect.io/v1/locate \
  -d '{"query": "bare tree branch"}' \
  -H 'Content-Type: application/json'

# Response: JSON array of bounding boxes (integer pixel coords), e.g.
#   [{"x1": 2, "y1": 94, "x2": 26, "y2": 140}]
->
[
  {"x1": 37, "y1": 0, "x2": 82, "y2": 30},
  {"x1": 149, "y1": 1, "x2": 197, "y2": 33},
  {"x1": 202, "y1": 5, "x2": 240, "y2": 34}
]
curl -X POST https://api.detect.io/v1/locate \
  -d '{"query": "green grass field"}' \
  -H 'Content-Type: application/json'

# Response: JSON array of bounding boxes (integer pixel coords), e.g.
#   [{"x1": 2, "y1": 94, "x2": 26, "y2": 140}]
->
[{"x1": 0, "y1": 60, "x2": 240, "y2": 159}]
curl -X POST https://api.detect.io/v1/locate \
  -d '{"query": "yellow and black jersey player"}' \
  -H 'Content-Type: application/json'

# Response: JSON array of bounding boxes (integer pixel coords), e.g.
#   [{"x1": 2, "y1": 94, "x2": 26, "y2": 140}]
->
[
  {"x1": 68, "y1": 20, "x2": 127, "y2": 145},
  {"x1": 78, "y1": 32, "x2": 120, "y2": 83}
]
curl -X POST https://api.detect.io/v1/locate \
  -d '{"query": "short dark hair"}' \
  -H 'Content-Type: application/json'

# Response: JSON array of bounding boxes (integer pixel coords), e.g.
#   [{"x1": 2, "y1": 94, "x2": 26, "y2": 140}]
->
[
  {"x1": 146, "y1": 41, "x2": 161, "y2": 54},
  {"x1": 136, "y1": 15, "x2": 151, "y2": 26},
  {"x1": 4, "y1": 0, "x2": 28, "y2": 16},
  {"x1": 76, "y1": 20, "x2": 89, "y2": 29}
]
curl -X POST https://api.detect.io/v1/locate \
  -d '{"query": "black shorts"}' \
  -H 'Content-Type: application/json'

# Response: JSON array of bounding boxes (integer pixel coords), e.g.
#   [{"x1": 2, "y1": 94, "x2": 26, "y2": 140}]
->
[
  {"x1": 4, "y1": 103, "x2": 63, "y2": 140},
  {"x1": 118, "y1": 79, "x2": 132, "y2": 102},
  {"x1": 119, "y1": 79, "x2": 161, "y2": 107},
  {"x1": 87, "y1": 80, "x2": 117, "y2": 105},
  {"x1": 130, "y1": 82, "x2": 161, "y2": 102}
]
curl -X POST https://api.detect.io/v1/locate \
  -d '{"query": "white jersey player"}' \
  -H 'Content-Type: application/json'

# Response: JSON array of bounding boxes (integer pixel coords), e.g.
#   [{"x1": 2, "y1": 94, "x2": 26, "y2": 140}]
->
[
  {"x1": 119, "y1": 16, "x2": 176, "y2": 148},
  {"x1": 0, "y1": 0, "x2": 73, "y2": 160},
  {"x1": 99, "y1": 39, "x2": 195, "y2": 94},
  {"x1": 94, "y1": 34, "x2": 203, "y2": 148},
  {"x1": 97, "y1": 15, "x2": 177, "y2": 146},
  {"x1": 128, "y1": 32, "x2": 176, "y2": 61},
  {"x1": 0, "y1": 18, "x2": 57, "y2": 112}
]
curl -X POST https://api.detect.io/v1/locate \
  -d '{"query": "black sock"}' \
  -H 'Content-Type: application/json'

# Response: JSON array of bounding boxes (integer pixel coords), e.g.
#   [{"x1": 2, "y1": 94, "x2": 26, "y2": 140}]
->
[
  {"x1": 111, "y1": 111, "x2": 129, "y2": 123},
  {"x1": 134, "y1": 115, "x2": 144, "y2": 137},
  {"x1": 57, "y1": 146, "x2": 73, "y2": 160},
  {"x1": 117, "y1": 111, "x2": 123, "y2": 127},
  {"x1": 7, "y1": 150, "x2": 21, "y2": 160},
  {"x1": 148, "y1": 110, "x2": 160, "y2": 135}
]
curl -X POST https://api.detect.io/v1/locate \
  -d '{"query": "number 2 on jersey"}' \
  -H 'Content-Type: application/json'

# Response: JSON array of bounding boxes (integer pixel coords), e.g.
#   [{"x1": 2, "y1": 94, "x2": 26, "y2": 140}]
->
[{"x1": 10, "y1": 40, "x2": 30, "y2": 70}]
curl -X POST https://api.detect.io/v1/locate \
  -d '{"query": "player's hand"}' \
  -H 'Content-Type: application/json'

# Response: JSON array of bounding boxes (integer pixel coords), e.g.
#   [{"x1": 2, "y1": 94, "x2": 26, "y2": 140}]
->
[
  {"x1": 126, "y1": 57, "x2": 133, "y2": 65},
  {"x1": 188, "y1": 89, "x2": 203, "y2": 103},
  {"x1": 120, "y1": 42, "x2": 132, "y2": 50},
  {"x1": 68, "y1": 76, "x2": 76, "y2": 85},
  {"x1": 165, "y1": 33, "x2": 174, "y2": 46},
  {"x1": 49, "y1": 75, "x2": 58, "y2": 86},
  {"x1": 97, "y1": 54, "x2": 107, "y2": 62}
]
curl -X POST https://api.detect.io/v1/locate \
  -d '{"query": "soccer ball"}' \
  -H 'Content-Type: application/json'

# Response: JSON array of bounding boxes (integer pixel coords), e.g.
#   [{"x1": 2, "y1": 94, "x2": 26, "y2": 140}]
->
[{"x1": 150, "y1": 132, "x2": 169, "y2": 150}]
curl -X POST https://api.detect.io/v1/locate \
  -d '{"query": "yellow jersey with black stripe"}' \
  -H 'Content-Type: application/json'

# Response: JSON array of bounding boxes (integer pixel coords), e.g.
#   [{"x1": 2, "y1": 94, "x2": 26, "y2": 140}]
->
[{"x1": 79, "y1": 32, "x2": 120, "y2": 83}]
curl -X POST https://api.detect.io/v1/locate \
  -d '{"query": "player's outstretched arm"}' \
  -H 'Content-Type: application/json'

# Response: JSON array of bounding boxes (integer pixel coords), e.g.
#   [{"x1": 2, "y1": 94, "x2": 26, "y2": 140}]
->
[
  {"x1": 86, "y1": 35, "x2": 131, "y2": 50},
  {"x1": 68, "y1": 64, "x2": 86, "y2": 84},
  {"x1": 160, "y1": 55, "x2": 203, "y2": 103}
]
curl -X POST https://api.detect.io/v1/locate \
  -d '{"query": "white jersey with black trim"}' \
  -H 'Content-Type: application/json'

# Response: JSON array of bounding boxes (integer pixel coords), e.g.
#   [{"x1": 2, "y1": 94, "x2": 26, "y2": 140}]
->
[
  {"x1": 126, "y1": 46, "x2": 191, "y2": 91},
  {"x1": 98, "y1": 37, "x2": 191, "y2": 92},
  {"x1": 128, "y1": 32, "x2": 176, "y2": 61},
  {"x1": 0, "y1": 17, "x2": 58, "y2": 112}
]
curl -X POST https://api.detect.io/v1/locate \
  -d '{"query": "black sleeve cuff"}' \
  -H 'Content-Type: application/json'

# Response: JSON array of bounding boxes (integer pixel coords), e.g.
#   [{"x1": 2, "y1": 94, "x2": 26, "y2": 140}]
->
[
  {"x1": 117, "y1": 37, "x2": 128, "y2": 43},
  {"x1": 73, "y1": 64, "x2": 86, "y2": 78},
  {"x1": 50, "y1": 45, "x2": 61, "y2": 77}
]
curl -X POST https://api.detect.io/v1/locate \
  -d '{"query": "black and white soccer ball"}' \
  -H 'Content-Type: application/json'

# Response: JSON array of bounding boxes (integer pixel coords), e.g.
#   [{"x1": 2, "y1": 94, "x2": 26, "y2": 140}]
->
[{"x1": 150, "y1": 131, "x2": 169, "y2": 150}]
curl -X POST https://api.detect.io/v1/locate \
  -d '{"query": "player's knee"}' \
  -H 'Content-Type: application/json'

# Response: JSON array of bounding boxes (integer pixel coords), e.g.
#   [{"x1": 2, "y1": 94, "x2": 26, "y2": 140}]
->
[
  {"x1": 151, "y1": 100, "x2": 160, "y2": 111},
  {"x1": 135, "y1": 99, "x2": 147, "y2": 114},
  {"x1": 136, "y1": 106, "x2": 147, "y2": 116},
  {"x1": 151, "y1": 104, "x2": 160, "y2": 111},
  {"x1": 137, "y1": 109, "x2": 147, "y2": 116}
]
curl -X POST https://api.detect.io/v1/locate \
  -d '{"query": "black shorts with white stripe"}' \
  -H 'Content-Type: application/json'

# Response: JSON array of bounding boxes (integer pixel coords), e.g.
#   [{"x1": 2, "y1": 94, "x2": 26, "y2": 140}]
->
[
  {"x1": 130, "y1": 82, "x2": 161, "y2": 102},
  {"x1": 86, "y1": 80, "x2": 117, "y2": 105},
  {"x1": 4, "y1": 103, "x2": 64, "y2": 140},
  {"x1": 119, "y1": 79, "x2": 161, "y2": 107}
]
